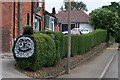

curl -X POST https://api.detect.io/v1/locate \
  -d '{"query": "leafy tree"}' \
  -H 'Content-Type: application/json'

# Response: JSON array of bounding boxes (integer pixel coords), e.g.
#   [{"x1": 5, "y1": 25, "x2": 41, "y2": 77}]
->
[
  {"x1": 102, "y1": 2, "x2": 120, "y2": 16},
  {"x1": 60, "y1": 1, "x2": 87, "y2": 11},
  {"x1": 89, "y1": 8, "x2": 119, "y2": 42},
  {"x1": 102, "y1": 2, "x2": 120, "y2": 43}
]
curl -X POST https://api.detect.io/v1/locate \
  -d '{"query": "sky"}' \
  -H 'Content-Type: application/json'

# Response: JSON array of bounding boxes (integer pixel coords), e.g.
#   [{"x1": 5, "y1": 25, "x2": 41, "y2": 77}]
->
[{"x1": 45, "y1": 0, "x2": 120, "y2": 14}]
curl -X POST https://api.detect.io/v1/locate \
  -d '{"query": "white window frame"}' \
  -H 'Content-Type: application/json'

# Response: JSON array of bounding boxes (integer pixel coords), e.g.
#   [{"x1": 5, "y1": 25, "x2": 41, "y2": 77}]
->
[
  {"x1": 38, "y1": 0, "x2": 42, "y2": 7},
  {"x1": 49, "y1": 16, "x2": 55, "y2": 31}
]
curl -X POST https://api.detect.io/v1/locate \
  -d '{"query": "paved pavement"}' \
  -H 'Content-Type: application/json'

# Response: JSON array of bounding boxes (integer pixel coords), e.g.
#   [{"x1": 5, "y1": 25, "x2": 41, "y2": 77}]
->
[
  {"x1": 1, "y1": 53, "x2": 29, "y2": 78},
  {"x1": 58, "y1": 43, "x2": 118, "y2": 78}
]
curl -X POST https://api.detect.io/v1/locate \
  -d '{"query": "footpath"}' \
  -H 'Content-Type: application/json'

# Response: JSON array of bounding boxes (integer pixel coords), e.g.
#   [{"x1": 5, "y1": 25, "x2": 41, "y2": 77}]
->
[
  {"x1": 1, "y1": 53, "x2": 29, "y2": 78},
  {"x1": 1, "y1": 43, "x2": 119, "y2": 79},
  {"x1": 58, "y1": 43, "x2": 118, "y2": 78}
]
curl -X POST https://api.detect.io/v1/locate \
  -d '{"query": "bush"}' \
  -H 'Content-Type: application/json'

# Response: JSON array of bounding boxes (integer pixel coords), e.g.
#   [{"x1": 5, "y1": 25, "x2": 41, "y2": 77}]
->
[
  {"x1": 71, "y1": 35, "x2": 79, "y2": 56},
  {"x1": 78, "y1": 29, "x2": 107, "y2": 54},
  {"x1": 115, "y1": 29, "x2": 120, "y2": 43},
  {"x1": 61, "y1": 29, "x2": 107, "y2": 57},
  {"x1": 16, "y1": 34, "x2": 57, "y2": 71},
  {"x1": 13, "y1": 35, "x2": 36, "y2": 70},
  {"x1": 54, "y1": 32, "x2": 64, "y2": 59},
  {"x1": 37, "y1": 31, "x2": 65, "y2": 59},
  {"x1": 15, "y1": 29, "x2": 107, "y2": 70},
  {"x1": 23, "y1": 25, "x2": 33, "y2": 35}
]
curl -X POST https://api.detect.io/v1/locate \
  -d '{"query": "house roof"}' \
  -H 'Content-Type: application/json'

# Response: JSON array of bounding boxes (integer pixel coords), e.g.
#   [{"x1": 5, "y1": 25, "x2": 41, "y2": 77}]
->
[
  {"x1": 56, "y1": 10, "x2": 89, "y2": 23},
  {"x1": 44, "y1": 11, "x2": 56, "y2": 18}
]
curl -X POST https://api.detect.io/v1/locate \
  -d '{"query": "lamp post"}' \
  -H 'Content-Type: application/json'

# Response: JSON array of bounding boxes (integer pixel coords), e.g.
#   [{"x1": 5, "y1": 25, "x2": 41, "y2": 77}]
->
[{"x1": 66, "y1": 0, "x2": 71, "y2": 74}]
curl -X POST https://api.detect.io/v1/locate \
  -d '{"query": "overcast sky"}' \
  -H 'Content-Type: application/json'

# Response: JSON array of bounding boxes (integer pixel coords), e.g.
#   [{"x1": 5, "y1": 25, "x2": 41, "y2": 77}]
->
[{"x1": 45, "y1": 0, "x2": 120, "y2": 14}]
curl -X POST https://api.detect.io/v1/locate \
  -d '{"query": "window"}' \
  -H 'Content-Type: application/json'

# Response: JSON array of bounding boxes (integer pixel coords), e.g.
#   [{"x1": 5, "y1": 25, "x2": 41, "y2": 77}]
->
[
  {"x1": 49, "y1": 18, "x2": 54, "y2": 31},
  {"x1": 34, "y1": 17, "x2": 41, "y2": 31},
  {"x1": 38, "y1": 0, "x2": 42, "y2": 7}
]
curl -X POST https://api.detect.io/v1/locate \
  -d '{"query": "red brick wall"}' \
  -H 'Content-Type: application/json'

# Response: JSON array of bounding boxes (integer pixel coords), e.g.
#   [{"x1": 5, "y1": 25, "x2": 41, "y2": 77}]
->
[
  {"x1": 2, "y1": 2, "x2": 32, "y2": 52},
  {"x1": 22, "y1": 2, "x2": 32, "y2": 28},
  {"x1": 2, "y1": 2, "x2": 45, "y2": 52},
  {"x1": 15, "y1": 2, "x2": 19, "y2": 38},
  {"x1": 14, "y1": 2, "x2": 32, "y2": 38},
  {"x1": 2, "y1": 2, "x2": 14, "y2": 52}
]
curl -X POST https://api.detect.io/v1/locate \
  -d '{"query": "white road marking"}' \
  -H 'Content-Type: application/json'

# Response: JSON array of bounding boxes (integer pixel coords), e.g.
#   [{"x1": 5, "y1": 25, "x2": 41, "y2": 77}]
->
[{"x1": 99, "y1": 52, "x2": 117, "y2": 79}]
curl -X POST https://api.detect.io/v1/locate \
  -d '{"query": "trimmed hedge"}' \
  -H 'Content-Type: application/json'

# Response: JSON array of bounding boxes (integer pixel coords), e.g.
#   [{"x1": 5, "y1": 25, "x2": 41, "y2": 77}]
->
[
  {"x1": 33, "y1": 34, "x2": 57, "y2": 69},
  {"x1": 15, "y1": 29, "x2": 107, "y2": 70},
  {"x1": 16, "y1": 34, "x2": 57, "y2": 71},
  {"x1": 36, "y1": 31, "x2": 65, "y2": 59},
  {"x1": 64, "y1": 29, "x2": 107, "y2": 56}
]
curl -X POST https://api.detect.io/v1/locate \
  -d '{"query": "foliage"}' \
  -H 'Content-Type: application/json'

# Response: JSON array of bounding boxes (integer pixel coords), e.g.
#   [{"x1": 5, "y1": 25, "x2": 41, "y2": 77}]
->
[
  {"x1": 64, "y1": 29, "x2": 107, "y2": 56},
  {"x1": 23, "y1": 25, "x2": 33, "y2": 35},
  {"x1": 89, "y1": 8, "x2": 119, "y2": 42},
  {"x1": 102, "y1": 2, "x2": 120, "y2": 17},
  {"x1": 16, "y1": 34, "x2": 57, "y2": 71},
  {"x1": 102, "y1": 2, "x2": 120, "y2": 42},
  {"x1": 13, "y1": 35, "x2": 36, "y2": 70},
  {"x1": 16, "y1": 29, "x2": 107, "y2": 71},
  {"x1": 37, "y1": 31, "x2": 65, "y2": 60},
  {"x1": 60, "y1": 1, "x2": 87, "y2": 11},
  {"x1": 115, "y1": 28, "x2": 120, "y2": 43}
]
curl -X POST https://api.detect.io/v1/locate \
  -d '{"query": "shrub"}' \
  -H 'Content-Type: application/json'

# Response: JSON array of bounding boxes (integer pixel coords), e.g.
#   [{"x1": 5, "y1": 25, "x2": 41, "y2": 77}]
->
[
  {"x1": 13, "y1": 35, "x2": 36, "y2": 70},
  {"x1": 78, "y1": 29, "x2": 107, "y2": 54},
  {"x1": 23, "y1": 25, "x2": 33, "y2": 35},
  {"x1": 54, "y1": 32, "x2": 64, "y2": 59},
  {"x1": 31, "y1": 34, "x2": 57, "y2": 70},
  {"x1": 71, "y1": 35, "x2": 79, "y2": 56},
  {"x1": 37, "y1": 31, "x2": 65, "y2": 59},
  {"x1": 16, "y1": 34, "x2": 56, "y2": 71},
  {"x1": 115, "y1": 29, "x2": 120, "y2": 43},
  {"x1": 15, "y1": 29, "x2": 107, "y2": 71},
  {"x1": 62, "y1": 29, "x2": 107, "y2": 56},
  {"x1": 63, "y1": 35, "x2": 68, "y2": 57}
]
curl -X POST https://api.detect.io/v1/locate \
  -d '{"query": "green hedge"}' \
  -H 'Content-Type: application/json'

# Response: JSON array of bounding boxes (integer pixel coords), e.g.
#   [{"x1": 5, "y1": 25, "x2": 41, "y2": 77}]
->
[
  {"x1": 64, "y1": 29, "x2": 107, "y2": 56},
  {"x1": 36, "y1": 31, "x2": 65, "y2": 59},
  {"x1": 16, "y1": 34, "x2": 57, "y2": 71},
  {"x1": 39, "y1": 29, "x2": 107, "y2": 57},
  {"x1": 15, "y1": 29, "x2": 107, "y2": 70}
]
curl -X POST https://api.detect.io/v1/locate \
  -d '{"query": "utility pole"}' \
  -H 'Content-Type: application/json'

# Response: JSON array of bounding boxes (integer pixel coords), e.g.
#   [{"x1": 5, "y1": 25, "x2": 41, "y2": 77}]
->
[
  {"x1": 66, "y1": 0, "x2": 71, "y2": 74},
  {"x1": 18, "y1": 0, "x2": 22, "y2": 35}
]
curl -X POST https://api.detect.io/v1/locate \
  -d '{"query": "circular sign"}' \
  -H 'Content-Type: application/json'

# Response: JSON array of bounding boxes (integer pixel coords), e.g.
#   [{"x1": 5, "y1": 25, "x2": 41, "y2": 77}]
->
[{"x1": 13, "y1": 35, "x2": 36, "y2": 59}]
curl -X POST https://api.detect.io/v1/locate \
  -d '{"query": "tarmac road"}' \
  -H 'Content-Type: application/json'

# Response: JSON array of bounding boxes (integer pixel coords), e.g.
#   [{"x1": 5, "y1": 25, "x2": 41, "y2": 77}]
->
[{"x1": 104, "y1": 51, "x2": 118, "y2": 78}]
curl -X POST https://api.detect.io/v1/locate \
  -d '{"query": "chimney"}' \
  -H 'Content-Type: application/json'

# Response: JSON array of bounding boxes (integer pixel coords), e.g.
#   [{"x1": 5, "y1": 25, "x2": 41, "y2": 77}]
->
[{"x1": 52, "y1": 7, "x2": 56, "y2": 15}]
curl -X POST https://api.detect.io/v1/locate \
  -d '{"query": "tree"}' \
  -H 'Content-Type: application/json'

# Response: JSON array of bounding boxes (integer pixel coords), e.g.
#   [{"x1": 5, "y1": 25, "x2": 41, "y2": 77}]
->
[
  {"x1": 102, "y1": 2, "x2": 120, "y2": 43},
  {"x1": 89, "y1": 8, "x2": 119, "y2": 42},
  {"x1": 102, "y1": 2, "x2": 120, "y2": 16},
  {"x1": 60, "y1": 1, "x2": 87, "y2": 11}
]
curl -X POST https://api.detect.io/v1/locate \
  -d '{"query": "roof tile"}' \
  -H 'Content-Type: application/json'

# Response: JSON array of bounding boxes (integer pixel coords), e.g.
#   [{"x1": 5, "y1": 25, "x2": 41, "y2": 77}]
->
[{"x1": 56, "y1": 10, "x2": 89, "y2": 23}]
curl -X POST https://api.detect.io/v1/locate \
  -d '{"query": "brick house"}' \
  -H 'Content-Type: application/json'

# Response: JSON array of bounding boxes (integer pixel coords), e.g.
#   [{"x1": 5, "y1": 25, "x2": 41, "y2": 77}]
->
[
  {"x1": 44, "y1": 10, "x2": 57, "y2": 31},
  {"x1": 2, "y1": 0, "x2": 45, "y2": 52}
]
